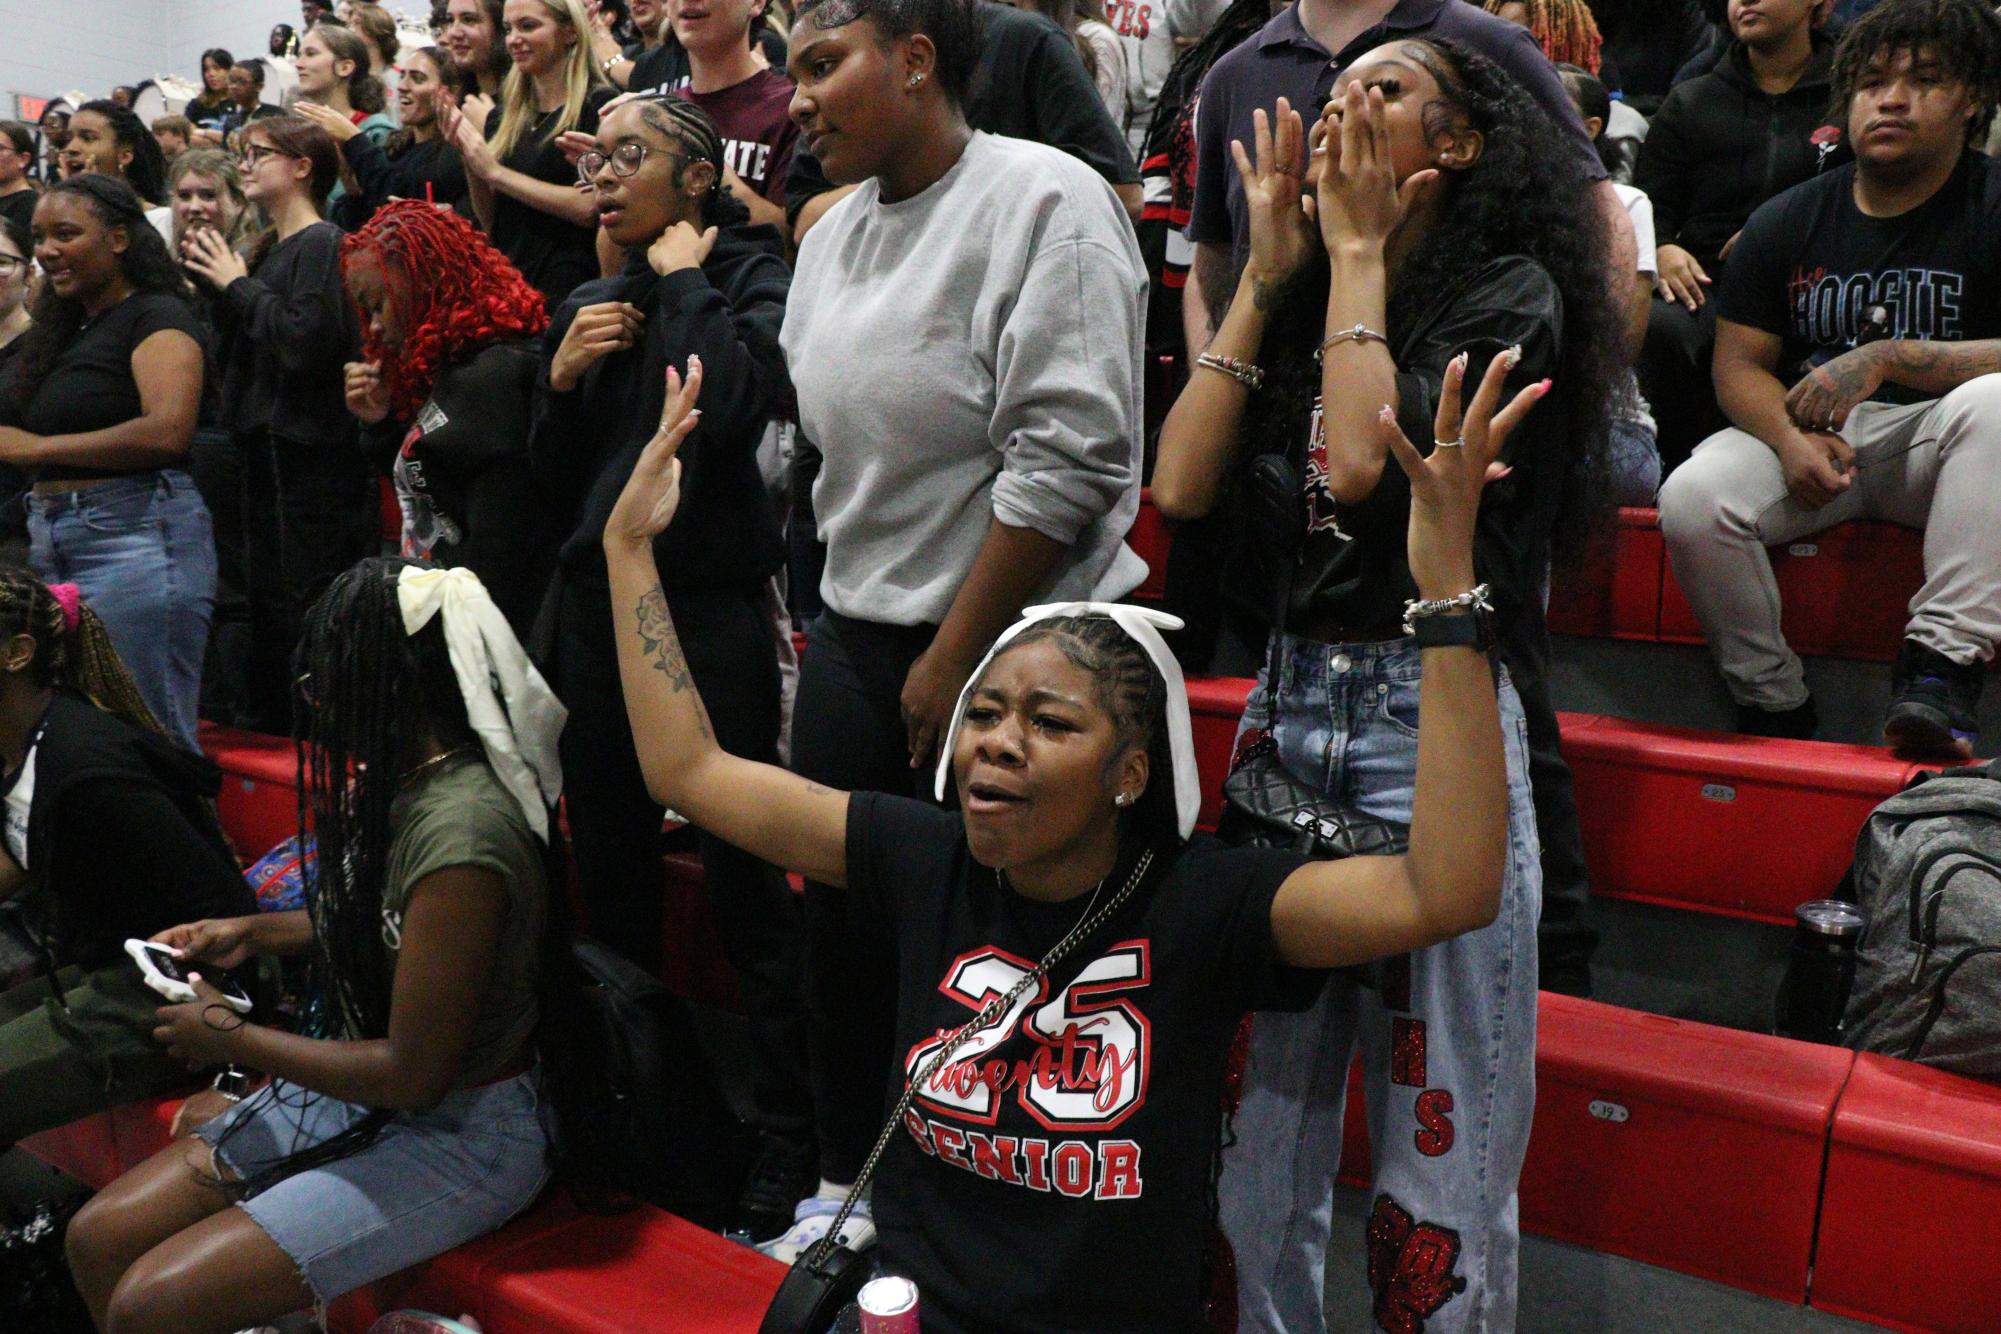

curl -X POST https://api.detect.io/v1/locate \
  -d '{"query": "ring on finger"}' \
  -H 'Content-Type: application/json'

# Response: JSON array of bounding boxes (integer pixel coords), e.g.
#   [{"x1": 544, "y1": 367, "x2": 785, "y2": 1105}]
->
[{"x1": 1434, "y1": 437, "x2": 1464, "y2": 449}]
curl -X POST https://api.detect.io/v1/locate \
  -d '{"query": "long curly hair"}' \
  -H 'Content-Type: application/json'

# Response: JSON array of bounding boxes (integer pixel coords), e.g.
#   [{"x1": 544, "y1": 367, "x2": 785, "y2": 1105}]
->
[
  {"x1": 1246, "y1": 38, "x2": 1618, "y2": 570},
  {"x1": 5, "y1": 175, "x2": 195, "y2": 414},
  {"x1": 1828, "y1": 0, "x2": 2001, "y2": 146},
  {"x1": 342, "y1": 201, "x2": 548, "y2": 420},
  {"x1": 1482, "y1": 0, "x2": 1601, "y2": 73}
]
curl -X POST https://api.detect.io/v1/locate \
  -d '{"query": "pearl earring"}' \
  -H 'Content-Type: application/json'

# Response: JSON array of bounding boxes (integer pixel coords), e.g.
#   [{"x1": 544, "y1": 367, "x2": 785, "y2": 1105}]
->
[{"x1": 1115, "y1": 792, "x2": 1134, "y2": 808}]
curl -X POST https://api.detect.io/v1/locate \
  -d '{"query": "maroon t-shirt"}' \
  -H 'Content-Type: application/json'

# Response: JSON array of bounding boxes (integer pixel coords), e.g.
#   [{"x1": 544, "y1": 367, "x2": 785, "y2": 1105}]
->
[{"x1": 678, "y1": 68, "x2": 799, "y2": 206}]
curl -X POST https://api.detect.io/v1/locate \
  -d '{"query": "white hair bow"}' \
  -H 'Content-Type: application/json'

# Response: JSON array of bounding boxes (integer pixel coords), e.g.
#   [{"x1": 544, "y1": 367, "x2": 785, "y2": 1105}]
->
[
  {"x1": 397, "y1": 566, "x2": 568, "y2": 841},
  {"x1": 933, "y1": 602, "x2": 1199, "y2": 840}
]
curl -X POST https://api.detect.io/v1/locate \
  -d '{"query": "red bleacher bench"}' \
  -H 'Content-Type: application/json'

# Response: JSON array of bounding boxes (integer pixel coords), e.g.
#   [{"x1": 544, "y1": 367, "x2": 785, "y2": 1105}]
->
[
  {"x1": 1813, "y1": 1053, "x2": 2001, "y2": 1333},
  {"x1": 1523, "y1": 993, "x2": 1852, "y2": 1302},
  {"x1": 198, "y1": 721, "x2": 304, "y2": 862},
  {"x1": 1547, "y1": 507, "x2": 1665, "y2": 641},
  {"x1": 658, "y1": 851, "x2": 742, "y2": 1010},
  {"x1": 1185, "y1": 674, "x2": 1255, "y2": 830},
  {"x1": 1564, "y1": 712, "x2": 1919, "y2": 925},
  {"x1": 326, "y1": 1193, "x2": 786, "y2": 1334}
]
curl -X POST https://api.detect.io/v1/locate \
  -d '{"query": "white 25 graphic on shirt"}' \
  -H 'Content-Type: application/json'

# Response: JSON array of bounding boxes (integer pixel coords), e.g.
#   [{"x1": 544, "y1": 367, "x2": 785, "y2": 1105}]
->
[{"x1": 907, "y1": 944, "x2": 1151, "y2": 1132}]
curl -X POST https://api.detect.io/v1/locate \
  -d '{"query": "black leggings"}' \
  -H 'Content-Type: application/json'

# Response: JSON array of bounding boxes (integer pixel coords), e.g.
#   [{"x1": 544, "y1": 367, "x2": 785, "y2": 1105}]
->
[
  {"x1": 791, "y1": 610, "x2": 938, "y2": 1183},
  {"x1": 554, "y1": 578, "x2": 813, "y2": 1139}
]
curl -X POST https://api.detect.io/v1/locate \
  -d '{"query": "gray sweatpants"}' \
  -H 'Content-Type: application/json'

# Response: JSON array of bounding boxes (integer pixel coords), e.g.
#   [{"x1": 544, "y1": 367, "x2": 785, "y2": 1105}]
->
[{"x1": 1658, "y1": 373, "x2": 2001, "y2": 711}]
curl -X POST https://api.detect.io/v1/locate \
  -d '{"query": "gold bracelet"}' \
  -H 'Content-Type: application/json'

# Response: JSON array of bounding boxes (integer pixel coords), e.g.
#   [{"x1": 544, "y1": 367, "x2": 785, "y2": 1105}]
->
[{"x1": 1316, "y1": 323, "x2": 1389, "y2": 364}]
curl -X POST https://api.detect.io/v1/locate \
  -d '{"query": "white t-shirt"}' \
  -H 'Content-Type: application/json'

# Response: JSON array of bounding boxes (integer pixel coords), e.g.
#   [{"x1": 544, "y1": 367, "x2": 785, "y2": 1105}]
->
[
  {"x1": 1113, "y1": 0, "x2": 1230, "y2": 154},
  {"x1": 3, "y1": 738, "x2": 38, "y2": 871},
  {"x1": 1078, "y1": 19, "x2": 1128, "y2": 125},
  {"x1": 1614, "y1": 182, "x2": 1657, "y2": 276}
]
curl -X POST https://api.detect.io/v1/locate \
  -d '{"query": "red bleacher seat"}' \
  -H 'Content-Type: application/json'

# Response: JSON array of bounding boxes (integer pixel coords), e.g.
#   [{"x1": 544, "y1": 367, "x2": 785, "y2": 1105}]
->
[
  {"x1": 197, "y1": 721, "x2": 304, "y2": 861},
  {"x1": 325, "y1": 1193, "x2": 786, "y2": 1334},
  {"x1": 1546, "y1": 507, "x2": 1665, "y2": 641},
  {"x1": 1128, "y1": 489, "x2": 1169, "y2": 604},
  {"x1": 1813, "y1": 1053, "x2": 2001, "y2": 1333},
  {"x1": 19, "y1": 1094, "x2": 186, "y2": 1190},
  {"x1": 1184, "y1": 675, "x2": 1254, "y2": 830},
  {"x1": 1522, "y1": 993, "x2": 1853, "y2": 1302},
  {"x1": 1659, "y1": 518, "x2": 1923, "y2": 664},
  {"x1": 1564, "y1": 712, "x2": 1918, "y2": 925}
]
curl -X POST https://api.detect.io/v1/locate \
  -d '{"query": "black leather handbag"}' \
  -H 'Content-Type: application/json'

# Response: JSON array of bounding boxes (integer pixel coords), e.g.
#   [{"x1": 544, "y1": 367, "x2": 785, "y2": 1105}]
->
[{"x1": 1218, "y1": 736, "x2": 1409, "y2": 860}]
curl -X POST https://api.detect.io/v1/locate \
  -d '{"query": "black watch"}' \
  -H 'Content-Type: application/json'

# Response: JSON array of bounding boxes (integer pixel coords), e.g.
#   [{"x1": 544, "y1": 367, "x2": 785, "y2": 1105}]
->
[{"x1": 1410, "y1": 607, "x2": 1496, "y2": 653}]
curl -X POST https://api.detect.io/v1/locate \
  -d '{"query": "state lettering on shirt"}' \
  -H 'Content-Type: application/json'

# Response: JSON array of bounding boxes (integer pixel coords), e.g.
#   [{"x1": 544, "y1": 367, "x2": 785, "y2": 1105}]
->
[{"x1": 723, "y1": 137, "x2": 775, "y2": 193}]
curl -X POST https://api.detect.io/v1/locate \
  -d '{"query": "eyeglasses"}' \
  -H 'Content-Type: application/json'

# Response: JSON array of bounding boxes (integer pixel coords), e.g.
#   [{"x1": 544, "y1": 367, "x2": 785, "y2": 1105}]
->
[
  {"x1": 239, "y1": 144, "x2": 290, "y2": 167},
  {"x1": 575, "y1": 142, "x2": 687, "y2": 184},
  {"x1": 0, "y1": 255, "x2": 27, "y2": 274}
]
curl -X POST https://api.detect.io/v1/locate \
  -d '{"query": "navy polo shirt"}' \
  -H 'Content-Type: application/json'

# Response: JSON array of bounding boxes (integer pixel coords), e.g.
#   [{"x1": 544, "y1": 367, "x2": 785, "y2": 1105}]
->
[{"x1": 1188, "y1": 0, "x2": 1605, "y2": 268}]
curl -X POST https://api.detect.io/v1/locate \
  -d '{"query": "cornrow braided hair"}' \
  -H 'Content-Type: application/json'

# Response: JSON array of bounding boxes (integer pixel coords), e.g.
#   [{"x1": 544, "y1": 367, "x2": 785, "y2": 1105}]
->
[
  {"x1": 1482, "y1": 0, "x2": 1602, "y2": 74},
  {"x1": 214, "y1": 556, "x2": 475, "y2": 1194},
  {"x1": 629, "y1": 94, "x2": 751, "y2": 230},
  {"x1": 991, "y1": 613, "x2": 1180, "y2": 848},
  {"x1": 0, "y1": 568, "x2": 165, "y2": 737},
  {"x1": 343, "y1": 200, "x2": 548, "y2": 420},
  {"x1": 1828, "y1": 0, "x2": 2001, "y2": 146}
]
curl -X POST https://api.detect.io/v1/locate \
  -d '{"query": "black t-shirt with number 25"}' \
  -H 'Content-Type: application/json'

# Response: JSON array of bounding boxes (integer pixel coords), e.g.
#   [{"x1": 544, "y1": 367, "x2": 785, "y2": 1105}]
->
[
  {"x1": 845, "y1": 792, "x2": 1321, "y2": 1334},
  {"x1": 1717, "y1": 151, "x2": 2001, "y2": 404}
]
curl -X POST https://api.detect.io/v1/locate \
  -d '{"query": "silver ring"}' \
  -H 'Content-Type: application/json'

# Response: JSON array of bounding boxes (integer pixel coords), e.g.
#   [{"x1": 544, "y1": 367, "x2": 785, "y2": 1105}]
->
[{"x1": 1433, "y1": 437, "x2": 1464, "y2": 449}]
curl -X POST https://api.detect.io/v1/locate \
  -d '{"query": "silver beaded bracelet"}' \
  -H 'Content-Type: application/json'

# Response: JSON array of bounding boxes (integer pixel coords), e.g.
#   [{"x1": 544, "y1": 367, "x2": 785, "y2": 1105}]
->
[
  {"x1": 1402, "y1": 583, "x2": 1494, "y2": 636},
  {"x1": 1195, "y1": 352, "x2": 1265, "y2": 392}
]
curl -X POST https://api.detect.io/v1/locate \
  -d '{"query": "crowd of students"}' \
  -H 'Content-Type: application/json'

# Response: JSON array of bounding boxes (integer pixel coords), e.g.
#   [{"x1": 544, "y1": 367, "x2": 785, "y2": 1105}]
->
[{"x1": 0, "y1": 0, "x2": 1995, "y2": 1329}]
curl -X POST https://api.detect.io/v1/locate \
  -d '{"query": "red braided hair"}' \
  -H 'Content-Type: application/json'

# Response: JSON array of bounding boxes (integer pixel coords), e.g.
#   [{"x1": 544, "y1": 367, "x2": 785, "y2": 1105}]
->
[
  {"x1": 341, "y1": 201, "x2": 548, "y2": 421},
  {"x1": 1483, "y1": 0, "x2": 1602, "y2": 74}
]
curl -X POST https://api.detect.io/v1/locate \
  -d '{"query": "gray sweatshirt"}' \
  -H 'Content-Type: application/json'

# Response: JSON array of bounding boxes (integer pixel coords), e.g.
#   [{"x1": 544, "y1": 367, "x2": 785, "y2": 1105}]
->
[{"x1": 781, "y1": 131, "x2": 1149, "y2": 627}]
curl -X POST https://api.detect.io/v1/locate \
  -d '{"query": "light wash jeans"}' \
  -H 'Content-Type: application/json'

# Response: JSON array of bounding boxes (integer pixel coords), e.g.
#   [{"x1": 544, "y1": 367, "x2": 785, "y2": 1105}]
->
[
  {"x1": 1219, "y1": 635, "x2": 1542, "y2": 1334},
  {"x1": 26, "y1": 469, "x2": 216, "y2": 751},
  {"x1": 1658, "y1": 374, "x2": 2001, "y2": 711}
]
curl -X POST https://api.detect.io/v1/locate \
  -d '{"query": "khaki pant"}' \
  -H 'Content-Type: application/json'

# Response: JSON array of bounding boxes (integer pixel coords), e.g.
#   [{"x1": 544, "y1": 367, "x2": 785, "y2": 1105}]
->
[
  {"x1": 0, "y1": 962, "x2": 195, "y2": 1147},
  {"x1": 1658, "y1": 374, "x2": 2001, "y2": 711}
]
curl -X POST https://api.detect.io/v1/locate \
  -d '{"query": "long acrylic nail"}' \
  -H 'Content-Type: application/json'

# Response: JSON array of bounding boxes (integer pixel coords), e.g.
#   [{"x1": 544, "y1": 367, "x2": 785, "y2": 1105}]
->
[
  {"x1": 1502, "y1": 344, "x2": 1523, "y2": 368},
  {"x1": 1377, "y1": 404, "x2": 1396, "y2": 423}
]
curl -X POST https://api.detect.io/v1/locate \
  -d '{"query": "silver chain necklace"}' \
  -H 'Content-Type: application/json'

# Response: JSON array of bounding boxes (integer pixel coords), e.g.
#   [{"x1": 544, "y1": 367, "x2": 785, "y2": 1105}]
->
[{"x1": 803, "y1": 847, "x2": 1156, "y2": 1267}]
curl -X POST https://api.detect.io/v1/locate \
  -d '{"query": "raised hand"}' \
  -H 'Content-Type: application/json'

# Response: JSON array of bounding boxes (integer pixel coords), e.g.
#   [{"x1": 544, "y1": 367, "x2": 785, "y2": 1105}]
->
[
  {"x1": 180, "y1": 226, "x2": 248, "y2": 289},
  {"x1": 606, "y1": 357, "x2": 704, "y2": 551},
  {"x1": 293, "y1": 99, "x2": 359, "y2": 143},
  {"x1": 1231, "y1": 98, "x2": 1318, "y2": 305},
  {"x1": 1378, "y1": 348, "x2": 1549, "y2": 598},
  {"x1": 1314, "y1": 81, "x2": 1437, "y2": 254},
  {"x1": 646, "y1": 220, "x2": 717, "y2": 276}
]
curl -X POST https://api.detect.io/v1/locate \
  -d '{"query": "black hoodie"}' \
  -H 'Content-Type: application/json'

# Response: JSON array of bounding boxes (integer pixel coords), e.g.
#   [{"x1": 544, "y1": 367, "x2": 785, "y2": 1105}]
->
[
  {"x1": 12, "y1": 692, "x2": 254, "y2": 973},
  {"x1": 1634, "y1": 38, "x2": 1850, "y2": 270},
  {"x1": 530, "y1": 223, "x2": 792, "y2": 597}
]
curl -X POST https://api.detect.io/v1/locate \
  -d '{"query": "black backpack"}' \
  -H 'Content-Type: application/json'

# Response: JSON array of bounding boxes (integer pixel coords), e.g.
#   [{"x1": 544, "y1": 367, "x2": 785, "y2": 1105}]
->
[
  {"x1": 1841, "y1": 757, "x2": 2001, "y2": 1080},
  {"x1": 560, "y1": 938, "x2": 754, "y2": 1226}
]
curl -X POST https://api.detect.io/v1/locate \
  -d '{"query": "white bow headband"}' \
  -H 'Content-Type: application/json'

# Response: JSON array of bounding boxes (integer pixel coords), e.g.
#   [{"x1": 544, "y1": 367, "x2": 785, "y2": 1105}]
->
[
  {"x1": 932, "y1": 602, "x2": 1200, "y2": 840},
  {"x1": 397, "y1": 566, "x2": 568, "y2": 841}
]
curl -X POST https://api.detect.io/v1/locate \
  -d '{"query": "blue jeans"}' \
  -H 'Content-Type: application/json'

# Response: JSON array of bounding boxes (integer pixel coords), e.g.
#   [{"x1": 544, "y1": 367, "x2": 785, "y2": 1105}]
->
[
  {"x1": 27, "y1": 471, "x2": 216, "y2": 751},
  {"x1": 1218, "y1": 635, "x2": 1541, "y2": 1334}
]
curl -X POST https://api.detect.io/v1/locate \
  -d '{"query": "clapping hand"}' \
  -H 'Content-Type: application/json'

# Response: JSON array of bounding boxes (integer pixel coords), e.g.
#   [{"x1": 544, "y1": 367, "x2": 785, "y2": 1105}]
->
[
  {"x1": 180, "y1": 227, "x2": 249, "y2": 289},
  {"x1": 1380, "y1": 349, "x2": 1548, "y2": 599}
]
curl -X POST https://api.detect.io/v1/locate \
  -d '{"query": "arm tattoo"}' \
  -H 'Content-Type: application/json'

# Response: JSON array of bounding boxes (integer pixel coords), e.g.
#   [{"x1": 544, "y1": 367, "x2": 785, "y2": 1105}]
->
[
  {"x1": 1890, "y1": 338, "x2": 2001, "y2": 393},
  {"x1": 635, "y1": 587, "x2": 694, "y2": 692}
]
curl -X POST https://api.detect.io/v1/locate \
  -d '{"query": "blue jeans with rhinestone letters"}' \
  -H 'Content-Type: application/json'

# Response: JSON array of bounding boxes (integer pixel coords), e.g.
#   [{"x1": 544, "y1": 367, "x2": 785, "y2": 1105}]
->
[{"x1": 1219, "y1": 633, "x2": 1541, "y2": 1334}]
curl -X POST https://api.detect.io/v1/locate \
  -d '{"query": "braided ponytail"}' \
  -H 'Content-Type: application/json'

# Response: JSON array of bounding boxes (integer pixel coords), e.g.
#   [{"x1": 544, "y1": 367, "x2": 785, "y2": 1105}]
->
[{"x1": 0, "y1": 570, "x2": 164, "y2": 737}]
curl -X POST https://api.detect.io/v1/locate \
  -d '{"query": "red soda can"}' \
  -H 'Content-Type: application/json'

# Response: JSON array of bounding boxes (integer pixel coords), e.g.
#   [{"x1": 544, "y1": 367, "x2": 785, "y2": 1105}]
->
[{"x1": 857, "y1": 1275, "x2": 921, "y2": 1334}]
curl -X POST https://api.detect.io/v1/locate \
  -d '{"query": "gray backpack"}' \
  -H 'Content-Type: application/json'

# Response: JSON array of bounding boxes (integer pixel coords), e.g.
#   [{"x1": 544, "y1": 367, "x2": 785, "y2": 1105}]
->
[{"x1": 1841, "y1": 757, "x2": 2001, "y2": 1081}]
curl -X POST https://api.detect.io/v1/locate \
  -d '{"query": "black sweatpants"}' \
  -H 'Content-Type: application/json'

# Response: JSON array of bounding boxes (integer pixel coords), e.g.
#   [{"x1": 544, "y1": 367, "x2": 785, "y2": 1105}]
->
[
  {"x1": 553, "y1": 578, "x2": 812, "y2": 1139},
  {"x1": 1638, "y1": 296, "x2": 1724, "y2": 476},
  {"x1": 239, "y1": 430, "x2": 377, "y2": 733},
  {"x1": 790, "y1": 609, "x2": 938, "y2": 1183}
]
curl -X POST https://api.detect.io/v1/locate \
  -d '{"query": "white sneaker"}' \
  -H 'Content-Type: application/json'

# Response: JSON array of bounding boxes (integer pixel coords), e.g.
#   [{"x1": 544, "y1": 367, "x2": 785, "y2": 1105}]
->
[{"x1": 754, "y1": 1194, "x2": 876, "y2": 1264}]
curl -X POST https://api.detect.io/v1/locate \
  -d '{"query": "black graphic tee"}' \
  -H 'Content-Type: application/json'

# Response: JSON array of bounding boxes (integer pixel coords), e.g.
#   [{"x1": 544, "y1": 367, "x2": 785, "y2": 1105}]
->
[
  {"x1": 846, "y1": 792, "x2": 1322, "y2": 1334},
  {"x1": 1717, "y1": 152, "x2": 2001, "y2": 403}
]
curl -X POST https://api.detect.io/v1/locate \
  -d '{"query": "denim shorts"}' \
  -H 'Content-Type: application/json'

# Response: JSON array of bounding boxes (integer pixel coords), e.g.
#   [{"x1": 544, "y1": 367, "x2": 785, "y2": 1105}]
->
[{"x1": 196, "y1": 1071, "x2": 551, "y2": 1303}]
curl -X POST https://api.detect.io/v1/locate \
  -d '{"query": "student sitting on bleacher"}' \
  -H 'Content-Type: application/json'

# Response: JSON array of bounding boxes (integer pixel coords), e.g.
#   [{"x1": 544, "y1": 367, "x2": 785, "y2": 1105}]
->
[
  {"x1": 1658, "y1": 0, "x2": 2001, "y2": 757},
  {"x1": 0, "y1": 572, "x2": 253, "y2": 1150},
  {"x1": 65, "y1": 559, "x2": 567, "y2": 1333},
  {"x1": 598, "y1": 346, "x2": 1527, "y2": 1332}
]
